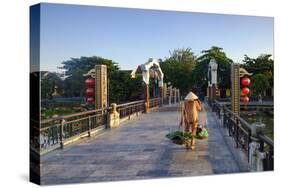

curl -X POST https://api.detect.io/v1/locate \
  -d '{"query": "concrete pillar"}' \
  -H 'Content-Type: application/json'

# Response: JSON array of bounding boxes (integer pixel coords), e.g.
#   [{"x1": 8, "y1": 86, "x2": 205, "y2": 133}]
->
[
  {"x1": 173, "y1": 88, "x2": 177, "y2": 103},
  {"x1": 163, "y1": 83, "x2": 167, "y2": 98},
  {"x1": 249, "y1": 122, "x2": 266, "y2": 171},
  {"x1": 144, "y1": 83, "x2": 150, "y2": 113},
  {"x1": 107, "y1": 103, "x2": 120, "y2": 128},
  {"x1": 159, "y1": 86, "x2": 163, "y2": 106},
  {"x1": 207, "y1": 87, "x2": 212, "y2": 104},
  {"x1": 176, "y1": 89, "x2": 179, "y2": 103},
  {"x1": 95, "y1": 65, "x2": 108, "y2": 110},
  {"x1": 249, "y1": 141, "x2": 266, "y2": 171},
  {"x1": 60, "y1": 119, "x2": 65, "y2": 149},
  {"x1": 163, "y1": 84, "x2": 167, "y2": 104},
  {"x1": 158, "y1": 78, "x2": 164, "y2": 106},
  {"x1": 168, "y1": 86, "x2": 172, "y2": 105},
  {"x1": 212, "y1": 84, "x2": 216, "y2": 100},
  {"x1": 174, "y1": 89, "x2": 177, "y2": 103},
  {"x1": 231, "y1": 63, "x2": 240, "y2": 116}
]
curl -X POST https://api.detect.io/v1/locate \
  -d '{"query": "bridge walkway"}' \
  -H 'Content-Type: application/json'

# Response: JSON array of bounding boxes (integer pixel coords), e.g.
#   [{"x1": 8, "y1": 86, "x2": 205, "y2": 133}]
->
[{"x1": 41, "y1": 103, "x2": 248, "y2": 185}]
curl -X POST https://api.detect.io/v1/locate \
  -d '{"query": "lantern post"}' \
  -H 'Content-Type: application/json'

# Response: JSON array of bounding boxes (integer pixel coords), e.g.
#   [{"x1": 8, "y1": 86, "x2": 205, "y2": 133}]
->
[
  {"x1": 231, "y1": 65, "x2": 252, "y2": 116},
  {"x1": 83, "y1": 69, "x2": 96, "y2": 109},
  {"x1": 241, "y1": 76, "x2": 251, "y2": 110},
  {"x1": 85, "y1": 78, "x2": 95, "y2": 106}
]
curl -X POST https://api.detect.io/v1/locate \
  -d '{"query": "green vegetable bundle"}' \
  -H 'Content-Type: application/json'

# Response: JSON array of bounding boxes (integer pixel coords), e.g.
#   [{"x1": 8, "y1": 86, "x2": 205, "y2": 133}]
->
[
  {"x1": 166, "y1": 131, "x2": 192, "y2": 145},
  {"x1": 196, "y1": 128, "x2": 208, "y2": 139},
  {"x1": 166, "y1": 128, "x2": 208, "y2": 145}
]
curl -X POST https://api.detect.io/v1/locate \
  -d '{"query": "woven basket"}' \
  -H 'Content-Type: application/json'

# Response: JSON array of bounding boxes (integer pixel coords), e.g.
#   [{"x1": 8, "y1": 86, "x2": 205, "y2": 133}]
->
[
  {"x1": 196, "y1": 135, "x2": 208, "y2": 140},
  {"x1": 171, "y1": 138, "x2": 189, "y2": 145}
]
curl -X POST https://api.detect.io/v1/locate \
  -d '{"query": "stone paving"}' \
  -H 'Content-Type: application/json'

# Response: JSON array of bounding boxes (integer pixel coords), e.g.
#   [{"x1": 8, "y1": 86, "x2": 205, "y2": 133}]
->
[{"x1": 41, "y1": 104, "x2": 247, "y2": 185}]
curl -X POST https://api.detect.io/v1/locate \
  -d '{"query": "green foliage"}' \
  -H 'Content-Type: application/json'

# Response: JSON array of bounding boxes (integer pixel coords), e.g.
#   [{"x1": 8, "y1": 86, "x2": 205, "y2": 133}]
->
[
  {"x1": 59, "y1": 56, "x2": 119, "y2": 97},
  {"x1": 242, "y1": 54, "x2": 273, "y2": 91},
  {"x1": 58, "y1": 56, "x2": 143, "y2": 103},
  {"x1": 166, "y1": 129, "x2": 208, "y2": 141},
  {"x1": 161, "y1": 48, "x2": 196, "y2": 94},
  {"x1": 41, "y1": 49, "x2": 273, "y2": 108},
  {"x1": 109, "y1": 71, "x2": 143, "y2": 103},
  {"x1": 169, "y1": 48, "x2": 197, "y2": 65},
  {"x1": 41, "y1": 108, "x2": 76, "y2": 120},
  {"x1": 166, "y1": 131, "x2": 192, "y2": 141},
  {"x1": 242, "y1": 54, "x2": 273, "y2": 73},
  {"x1": 251, "y1": 73, "x2": 271, "y2": 96},
  {"x1": 41, "y1": 72, "x2": 64, "y2": 99},
  {"x1": 193, "y1": 46, "x2": 233, "y2": 93}
]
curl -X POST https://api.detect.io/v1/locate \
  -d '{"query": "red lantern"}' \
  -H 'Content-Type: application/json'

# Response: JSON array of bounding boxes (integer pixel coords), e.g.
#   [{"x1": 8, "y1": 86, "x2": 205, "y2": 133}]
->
[
  {"x1": 87, "y1": 97, "x2": 94, "y2": 104},
  {"x1": 242, "y1": 87, "x2": 250, "y2": 95},
  {"x1": 241, "y1": 77, "x2": 250, "y2": 86},
  {"x1": 85, "y1": 78, "x2": 95, "y2": 87},
  {"x1": 86, "y1": 88, "x2": 94, "y2": 96},
  {"x1": 242, "y1": 96, "x2": 249, "y2": 103}
]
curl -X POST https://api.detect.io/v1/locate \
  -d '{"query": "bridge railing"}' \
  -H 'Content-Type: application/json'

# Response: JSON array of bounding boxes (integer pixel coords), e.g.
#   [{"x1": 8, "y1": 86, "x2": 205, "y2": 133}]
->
[
  {"x1": 258, "y1": 134, "x2": 274, "y2": 170},
  {"x1": 223, "y1": 105, "x2": 252, "y2": 159},
  {"x1": 149, "y1": 97, "x2": 161, "y2": 108},
  {"x1": 212, "y1": 100, "x2": 273, "y2": 111},
  {"x1": 32, "y1": 98, "x2": 166, "y2": 155},
  {"x1": 211, "y1": 100, "x2": 274, "y2": 171},
  {"x1": 116, "y1": 100, "x2": 145, "y2": 119},
  {"x1": 163, "y1": 97, "x2": 169, "y2": 105},
  {"x1": 31, "y1": 108, "x2": 107, "y2": 155}
]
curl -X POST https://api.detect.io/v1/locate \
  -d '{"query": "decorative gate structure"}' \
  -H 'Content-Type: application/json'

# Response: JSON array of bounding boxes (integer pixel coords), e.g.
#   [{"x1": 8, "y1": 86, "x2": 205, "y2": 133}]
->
[
  {"x1": 131, "y1": 58, "x2": 164, "y2": 112},
  {"x1": 207, "y1": 59, "x2": 218, "y2": 101}
]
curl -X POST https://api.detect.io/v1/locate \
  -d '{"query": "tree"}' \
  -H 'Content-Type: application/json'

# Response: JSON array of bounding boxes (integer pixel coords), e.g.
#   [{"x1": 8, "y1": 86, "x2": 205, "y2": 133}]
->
[
  {"x1": 160, "y1": 48, "x2": 196, "y2": 95},
  {"x1": 193, "y1": 46, "x2": 233, "y2": 97},
  {"x1": 109, "y1": 71, "x2": 143, "y2": 103},
  {"x1": 41, "y1": 72, "x2": 63, "y2": 99},
  {"x1": 59, "y1": 56, "x2": 143, "y2": 103},
  {"x1": 242, "y1": 54, "x2": 273, "y2": 93},
  {"x1": 59, "y1": 56, "x2": 118, "y2": 97},
  {"x1": 251, "y1": 73, "x2": 271, "y2": 97},
  {"x1": 169, "y1": 48, "x2": 197, "y2": 65},
  {"x1": 242, "y1": 54, "x2": 273, "y2": 74}
]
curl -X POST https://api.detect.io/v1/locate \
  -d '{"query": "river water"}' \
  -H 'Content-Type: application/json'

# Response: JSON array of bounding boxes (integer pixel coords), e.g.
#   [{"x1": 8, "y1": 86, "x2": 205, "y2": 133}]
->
[{"x1": 241, "y1": 111, "x2": 273, "y2": 140}]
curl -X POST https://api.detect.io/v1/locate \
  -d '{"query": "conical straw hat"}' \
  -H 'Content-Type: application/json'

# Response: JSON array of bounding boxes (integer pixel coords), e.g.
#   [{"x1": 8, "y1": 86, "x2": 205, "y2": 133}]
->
[{"x1": 184, "y1": 91, "x2": 198, "y2": 101}]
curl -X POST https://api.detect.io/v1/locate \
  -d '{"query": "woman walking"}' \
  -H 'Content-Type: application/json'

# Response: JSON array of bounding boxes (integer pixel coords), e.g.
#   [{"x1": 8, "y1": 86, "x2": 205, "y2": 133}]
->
[{"x1": 179, "y1": 91, "x2": 202, "y2": 149}]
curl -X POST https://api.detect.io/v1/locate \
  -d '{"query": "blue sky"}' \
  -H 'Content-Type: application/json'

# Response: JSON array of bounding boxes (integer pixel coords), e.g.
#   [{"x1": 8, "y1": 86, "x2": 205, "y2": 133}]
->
[{"x1": 39, "y1": 3, "x2": 274, "y2": 72}]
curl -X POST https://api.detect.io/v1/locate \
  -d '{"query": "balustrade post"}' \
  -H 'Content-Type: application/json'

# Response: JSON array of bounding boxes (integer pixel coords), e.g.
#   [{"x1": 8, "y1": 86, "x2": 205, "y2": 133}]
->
[
  {"x1": 217, "y1": 104, "x2": 221, "y2": 119},
  {"x1": 177, "y1": 89, "x2": 180, "y2": 103},
  {"x1": 211, "y1": 100, "x2": 215, "y2": 112},
  {"x1": 159, "y1": 86, "x2": 163, "y2": 107},
  {"x1": 220, "y1": 105, "x2": 225, "y2": 127},
  {"x1": 60, "y1": 119, "x2": 65, "y2": 149},
  {"x1": 268, "y1": 146, "x2": 274, "y2": 170},
  {"x1": 144, "y1": 83, "x2": 150, "y2": 113},
  {"x1": 173, "y1": 88, "x2": 177, "y2": 104},
  {"x1": 223, "y1": 110, "x2": 227, "y2": 128},
  {"x1": 107, "y1": 103, "x2": 120, "y2": 128},
  {"x1": 249, "y1": 122, "x2": 266, "y2": 171},
  {"x1": 168, "y1": 86, "x2": 172, "y2": 105},
  {"x1": 235, "y1": 118, "x2": 239, "y2": 147},
  {"x1": 88, "y1": 116, "x2": 91, "y2": 137}
]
